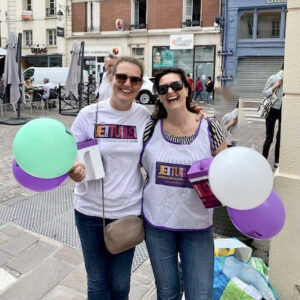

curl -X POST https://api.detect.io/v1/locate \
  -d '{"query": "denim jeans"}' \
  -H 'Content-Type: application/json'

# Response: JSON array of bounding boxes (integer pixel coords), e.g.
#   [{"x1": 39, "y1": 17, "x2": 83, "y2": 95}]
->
[
  {"x1": 75, "y1": 210, "x2": 135, "y2": 300},
  {"x1": 206, "y1": 92, "x2": 212, "y2": 103},
  {"x1": 262, "y1": 107, "x2": 281, "y2": 163},
  {"x1": 193, "y1": 91, "x2": 203, "y2": 101},
  {"x1": 144, "y1": 222, "x2": 214, "y2": 300}
]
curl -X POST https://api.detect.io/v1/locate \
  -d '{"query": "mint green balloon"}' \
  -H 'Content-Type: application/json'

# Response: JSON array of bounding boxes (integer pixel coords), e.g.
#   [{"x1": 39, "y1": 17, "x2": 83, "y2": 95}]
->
[{"x1": 13, "y1": 118, "x2": 77, "y2": 178}]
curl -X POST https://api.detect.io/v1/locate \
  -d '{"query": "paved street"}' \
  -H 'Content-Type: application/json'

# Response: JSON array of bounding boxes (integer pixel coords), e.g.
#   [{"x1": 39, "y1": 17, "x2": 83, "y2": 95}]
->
[{"x1": 0, "y1": 97, "x2": 276, "y2": 299}]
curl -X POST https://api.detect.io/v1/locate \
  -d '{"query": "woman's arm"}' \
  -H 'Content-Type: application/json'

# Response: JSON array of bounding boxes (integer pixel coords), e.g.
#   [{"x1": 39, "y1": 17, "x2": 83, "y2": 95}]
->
[{"x1": 213, "y1": 140, "x2": 227, "y2": 156}]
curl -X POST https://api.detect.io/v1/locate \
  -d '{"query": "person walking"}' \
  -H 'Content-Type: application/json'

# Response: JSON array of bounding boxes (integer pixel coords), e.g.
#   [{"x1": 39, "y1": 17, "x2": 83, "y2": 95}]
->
[
  {"x1": 186, "y1": 73, "x2": 194, "y2": 98},
  {"x1": 205, "y1": 76, "x2": 214, "y2": 104},
  {"x1": 68, "y1": 56, "x2": 149, "y2": 300},
  {"x1": 141, "y1": 67, "x2": 227, "y2": 300},
  {"x1": 97, "y1": 54, "x2": 117, "y2": 101},
  {"x1": 262, "y1": 63, "x2": 284, "y2": 168},
  {"x1": 193, "y1": 76, "x2": 203, "y2": 102}
]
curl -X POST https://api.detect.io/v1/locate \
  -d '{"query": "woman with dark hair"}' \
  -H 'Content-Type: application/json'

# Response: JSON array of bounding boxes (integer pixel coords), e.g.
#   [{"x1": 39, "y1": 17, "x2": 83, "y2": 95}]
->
[{"x1": 141, "y1": 67, "x2": 226, "y2": 300}]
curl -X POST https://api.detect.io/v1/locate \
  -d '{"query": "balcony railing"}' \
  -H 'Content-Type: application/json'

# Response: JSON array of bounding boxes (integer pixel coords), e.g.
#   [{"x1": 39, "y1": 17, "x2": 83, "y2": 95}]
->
[
  {"x1": 46, "y1": 7, "x2": 56, "y2": 17},
  {"x1": 130, "y1": 23, "x2": 147, "y2": 30},
  {"x1": 182, "y1": 20, "x2": 201, "y2": 27}
]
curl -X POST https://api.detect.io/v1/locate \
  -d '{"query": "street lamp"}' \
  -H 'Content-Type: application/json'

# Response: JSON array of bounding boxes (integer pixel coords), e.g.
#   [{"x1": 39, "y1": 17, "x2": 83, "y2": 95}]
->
[
  {"x1": 56, "y1": 5, "x2": 70, "y2": 21},
  {"x1": 57, "y1": 9, "x2": 63, "y2": 21}
]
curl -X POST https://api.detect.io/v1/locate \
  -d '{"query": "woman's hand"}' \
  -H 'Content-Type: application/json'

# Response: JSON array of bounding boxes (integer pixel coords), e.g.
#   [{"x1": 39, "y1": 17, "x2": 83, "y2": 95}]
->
[
  {"x1": 191, "y1": 103, "x2": 204, "y2": 121},
  {"x1": 68, "y1": 161, "x2": 86, "y2": 182}
]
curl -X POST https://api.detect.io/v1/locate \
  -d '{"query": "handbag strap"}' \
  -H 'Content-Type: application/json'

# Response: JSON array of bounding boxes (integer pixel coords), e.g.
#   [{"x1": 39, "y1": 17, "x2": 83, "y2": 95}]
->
[{"x1": 94, "y1": 102, "x2": 106, "y2": 234}]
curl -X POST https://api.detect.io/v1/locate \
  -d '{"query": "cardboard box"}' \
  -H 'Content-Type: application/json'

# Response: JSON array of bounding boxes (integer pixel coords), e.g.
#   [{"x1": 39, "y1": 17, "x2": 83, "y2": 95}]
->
[{"x1": 187, "y1": 157, "x2": 223, "y2": 208}]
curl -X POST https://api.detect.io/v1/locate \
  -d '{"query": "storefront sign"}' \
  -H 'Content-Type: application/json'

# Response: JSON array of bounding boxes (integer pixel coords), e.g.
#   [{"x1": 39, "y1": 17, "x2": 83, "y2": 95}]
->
[
  {"x1": 116, "y1": 19, "x2": 125, "y2": 31},
  {"x1": 57, "y1": 27, "x2": 64, "y2": 37},
  {"x1": 84, "y1": 46, "x2": 122, "y2": 57},
  {"x1": 170, "y1": 34, "x2": 194, "y2": 50},
  {"x1": 21, "y1": 10, "x2": 33, "y2": 20},
  {"x1": 31, "y1": 47, "x2": 48, "y2": 55}
]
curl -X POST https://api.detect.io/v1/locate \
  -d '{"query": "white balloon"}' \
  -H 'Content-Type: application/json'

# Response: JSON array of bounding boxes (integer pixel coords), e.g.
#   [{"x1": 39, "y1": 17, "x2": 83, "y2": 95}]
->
[{"x1": 208, "y1": 146, "x2": 273, "y2": 210}]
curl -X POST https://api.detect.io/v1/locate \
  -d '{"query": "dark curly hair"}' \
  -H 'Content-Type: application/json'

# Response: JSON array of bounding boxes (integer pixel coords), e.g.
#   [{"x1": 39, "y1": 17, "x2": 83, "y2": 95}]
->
[{"x1": 152, "y1": 67, "x2": 196, "y2": 120}]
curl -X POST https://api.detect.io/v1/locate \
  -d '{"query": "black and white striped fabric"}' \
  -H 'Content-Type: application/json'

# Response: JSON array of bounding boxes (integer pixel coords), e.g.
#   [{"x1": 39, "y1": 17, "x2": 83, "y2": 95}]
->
[{"x1": 258, "y1": 91, "x2": 278, "y2": 119}]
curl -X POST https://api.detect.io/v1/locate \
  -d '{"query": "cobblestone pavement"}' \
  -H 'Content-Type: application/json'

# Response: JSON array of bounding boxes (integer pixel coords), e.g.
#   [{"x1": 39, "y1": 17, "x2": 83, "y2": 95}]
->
[{"x1": 0, "y1": 98, "x2": 277, "y2": 299}]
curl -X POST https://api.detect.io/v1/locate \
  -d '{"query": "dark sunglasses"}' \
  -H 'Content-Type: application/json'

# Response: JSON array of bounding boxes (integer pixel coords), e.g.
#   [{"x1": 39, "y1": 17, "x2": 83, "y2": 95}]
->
[
  {"x1": 157, "y1": 81, "x2": 184, "y2": 95},
  {"x1": 114, "y1": 73, "x2": 143, "y2": 85}
]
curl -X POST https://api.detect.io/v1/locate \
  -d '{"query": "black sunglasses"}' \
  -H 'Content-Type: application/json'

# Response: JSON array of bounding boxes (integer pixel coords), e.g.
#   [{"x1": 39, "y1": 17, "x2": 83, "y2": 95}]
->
[
  {"x1": 157, "y1": 81, "x2": 184, "y2": 95},
  {"x1": 114, "y1": 73, "x2": 143, "y2": 85}
]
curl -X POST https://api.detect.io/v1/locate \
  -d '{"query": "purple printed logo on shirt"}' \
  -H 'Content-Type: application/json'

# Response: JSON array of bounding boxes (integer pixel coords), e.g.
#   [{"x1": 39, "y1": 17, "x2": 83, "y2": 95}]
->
[
  {"x1": 95, "y1": 124, "x2": 137, "y2": 139},
  {"x1": 155, "y1": 162, "x2": 193, "y2": 188}
]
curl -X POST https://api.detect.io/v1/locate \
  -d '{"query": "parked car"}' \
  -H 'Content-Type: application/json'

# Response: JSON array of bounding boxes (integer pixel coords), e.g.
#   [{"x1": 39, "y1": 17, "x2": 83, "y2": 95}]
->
[{"x1": 136, "y1": 77, "x2": 156, "y2": 104}]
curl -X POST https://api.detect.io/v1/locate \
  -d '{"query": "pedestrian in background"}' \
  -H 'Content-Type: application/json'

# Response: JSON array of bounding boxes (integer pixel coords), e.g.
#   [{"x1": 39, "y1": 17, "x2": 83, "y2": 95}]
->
[
  {"x1": 142, "y1": 67, "x2": 226, "y2": 300},
  {"x1": 186, "y1": 73, "x2": 194, "y2": 97},
  {"x1": 262, "y1": 63, "x2": 284, "y2": 168},
  {"x1": 193, "y1": 76, "x2": 203, "y2": 102},
  {"x1": 96, "y1": 54, "x2": 117, "y2": 101},
  {"x1": 205, "y1": 76, "x2": 214, "y2": 104},
  {"x1": 69, "y1": 56, "x2": 149, "y2": 300}
]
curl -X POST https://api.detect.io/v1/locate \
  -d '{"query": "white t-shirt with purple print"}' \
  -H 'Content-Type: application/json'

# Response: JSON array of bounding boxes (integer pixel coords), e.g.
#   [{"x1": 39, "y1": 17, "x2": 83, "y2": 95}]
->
[{"x1": 71, "y1": 100, "x2": 149, "y2": 219}]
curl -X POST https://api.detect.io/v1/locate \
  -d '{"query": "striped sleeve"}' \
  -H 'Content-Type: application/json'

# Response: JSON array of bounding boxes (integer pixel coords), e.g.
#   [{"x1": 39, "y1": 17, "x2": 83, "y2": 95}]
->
[
  {"x1": 208, "y1": 119, "x2": 226, "y2": 151},
  {"x1": 143, "y1": 118, "x2": 155, "y2": 143}
]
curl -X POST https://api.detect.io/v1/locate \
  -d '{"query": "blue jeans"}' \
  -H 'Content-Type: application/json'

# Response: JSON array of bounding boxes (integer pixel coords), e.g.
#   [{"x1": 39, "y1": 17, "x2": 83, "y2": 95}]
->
[
  {"x1": 193, "y1": 90, "x2": 203, "y2": 101},
  {"x1": 145, "y1": 222, "x2": 214, "y2": 300},
  {"x1": 206, "y1": 92, "x2": 212, "y2": 103},
  {"x1": 75, "y1": 210, "x2": 135, "y2": 300}
]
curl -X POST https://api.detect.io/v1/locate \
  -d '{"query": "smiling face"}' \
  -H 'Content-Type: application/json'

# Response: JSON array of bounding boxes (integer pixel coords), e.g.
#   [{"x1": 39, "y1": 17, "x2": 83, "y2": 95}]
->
[
  {"x1": 158, "y1": 72, "x2": 189, "y2": 111},
  {"x1": 110, "y1": 61, "x2": 143, "y2": 111}
]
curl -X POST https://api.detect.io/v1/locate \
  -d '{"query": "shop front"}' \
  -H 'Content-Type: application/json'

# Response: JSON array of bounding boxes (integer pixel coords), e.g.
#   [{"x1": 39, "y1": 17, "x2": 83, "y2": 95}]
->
[
  {"x1": 222, "y1": 0, "x2": 287, "y2": 99},
  {"x1": 152, "y1": 35, "x2": 216, "y2": 96}
]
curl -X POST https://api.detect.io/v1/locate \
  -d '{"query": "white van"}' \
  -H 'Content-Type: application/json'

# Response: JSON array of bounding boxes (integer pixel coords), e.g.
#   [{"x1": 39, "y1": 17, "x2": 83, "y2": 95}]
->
[{"x1": 23, "y1": 67, "x2": 88, "y2": 87}]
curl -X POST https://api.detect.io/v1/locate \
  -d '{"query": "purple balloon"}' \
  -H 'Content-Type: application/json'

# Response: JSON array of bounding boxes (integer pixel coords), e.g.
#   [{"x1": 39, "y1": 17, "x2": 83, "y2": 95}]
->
[
  {"x1": 12, "y1": 159, "x2": 68, "y2": 192},
  {"x1": 227, "y1": 190, "x2": 286, "y2": 240}
]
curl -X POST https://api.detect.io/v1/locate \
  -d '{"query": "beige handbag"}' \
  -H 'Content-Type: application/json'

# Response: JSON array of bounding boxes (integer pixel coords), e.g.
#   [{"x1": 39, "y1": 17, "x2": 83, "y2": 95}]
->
[
  {"x1": 101, "y1": 180, "x2": 145, "y2": 255},
  {"x1": 95, "y1": 103, "x2": 144, "y2": 254}
]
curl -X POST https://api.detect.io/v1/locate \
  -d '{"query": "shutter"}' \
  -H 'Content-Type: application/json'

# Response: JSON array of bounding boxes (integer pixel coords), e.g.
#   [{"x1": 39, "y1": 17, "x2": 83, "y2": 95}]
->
[{"x1": 232, "y1": 57, "x2": 284, "y2": 100}]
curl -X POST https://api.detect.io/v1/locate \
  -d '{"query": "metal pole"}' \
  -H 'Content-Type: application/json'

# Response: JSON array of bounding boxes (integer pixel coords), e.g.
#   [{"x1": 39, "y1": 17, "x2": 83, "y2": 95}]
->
[
  {"x1": 16, "y1": 32, "x2": 22, "y2": 119},
  {"x1": 78, "y1": 41, "x2": 84, "y2": 111}
]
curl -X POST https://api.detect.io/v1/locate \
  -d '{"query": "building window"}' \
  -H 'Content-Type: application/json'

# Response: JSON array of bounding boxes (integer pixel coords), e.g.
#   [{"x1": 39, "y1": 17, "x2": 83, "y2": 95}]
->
[
  {"x1": 87, "y1": 1, "x2": 100, "y2": 31},
  {"x1": 46, "y1": 0, "x2": 56, "y2": 16},
  {"x1": 133, "y1": 48, "x2": 144, "y2": 56},
  {"x1": 238, "y1": 11, "x2": 254, "y2": 39},
  {"x1": 184, "y1": 0, "x2": 201, "y2": 27},
  {"x1": 131, "y1": 0, "x2": 146, "y2": 29},
  {"x1": 257, "y1": 10, "x2": 281, "y2": 38},
  {"x1": 24, "y1": 0, "x2": 32, "y2": 11},
  {"x1": 47, "y1": 29, "x2": 56, "y2": 46},
  {"x1": 238, "y1": 9, "x2": 283, "y2": 40},
  {"x1": 24, "y1": 30, "x2": 32, "y2": 46}
]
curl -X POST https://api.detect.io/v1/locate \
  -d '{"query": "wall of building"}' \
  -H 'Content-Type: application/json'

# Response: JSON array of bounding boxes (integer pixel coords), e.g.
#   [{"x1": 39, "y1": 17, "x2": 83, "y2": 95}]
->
[
  {"x1": 0, "y1": 0, "x2": 8, "y2": 47},
  {"x1": 222, "y1": 0, "x2": 286, "y2": 85},
  {"x1": 268, "y1": 0, "x2": 300, "y2": 298}
]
